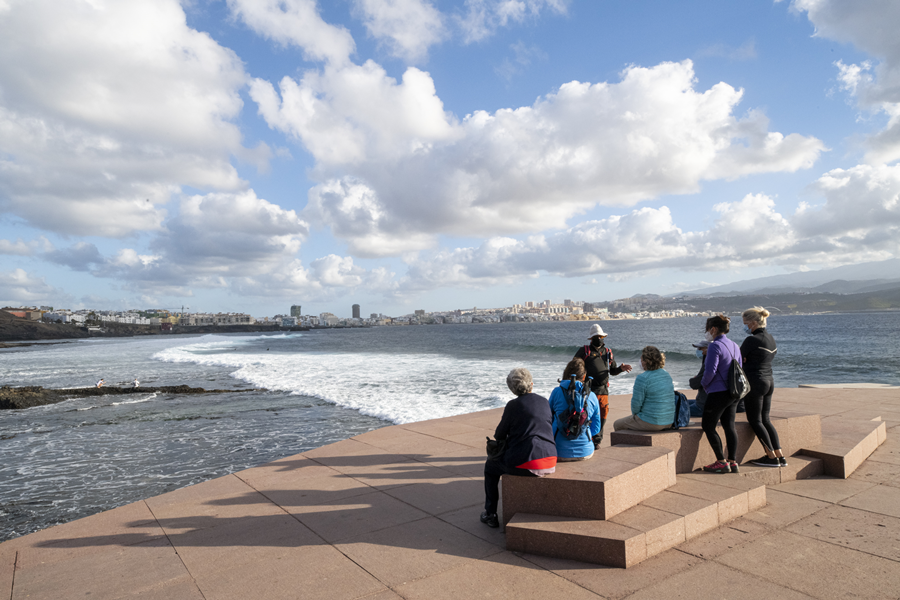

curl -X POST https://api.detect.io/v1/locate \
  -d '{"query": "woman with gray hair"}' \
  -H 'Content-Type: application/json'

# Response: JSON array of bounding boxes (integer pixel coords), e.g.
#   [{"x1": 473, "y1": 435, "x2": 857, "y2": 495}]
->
[{"x1": 481, "y1": 367, "x2": 557, "y2": 528}]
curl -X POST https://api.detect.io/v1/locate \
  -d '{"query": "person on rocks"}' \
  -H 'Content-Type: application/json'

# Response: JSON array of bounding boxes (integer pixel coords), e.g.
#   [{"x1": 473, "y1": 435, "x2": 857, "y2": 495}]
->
[
  {"x1": 741, "y1": 307, "x2": 787, "y2": 467},
  {"x1": 132, "y1": 378, "x2": 140, "y2": 388},
  {"x1": 481, "y1": 368, "x2": 557, "y2": 528},
  {"x1": 613, "y1": 346, "x2": 676, "y2": 432},
  {"x1": 549, "y1": 358, "x2": 602, "y2": 461},
  {"x1": 573, "y1": 324, "x2": 632, "y2": 446},
  {"x1": 96, "y1": 378, "x2": 104, "y2": 388},
  {"x1": 700, "y1": 314, "x2": 742, "y2": 474}
]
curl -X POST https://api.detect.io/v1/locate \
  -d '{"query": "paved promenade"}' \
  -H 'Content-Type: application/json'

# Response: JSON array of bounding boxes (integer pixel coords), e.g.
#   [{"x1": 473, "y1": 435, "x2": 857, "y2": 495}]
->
[{"x1": 2, "y1": 386, "x2": 899, "y2": 599}]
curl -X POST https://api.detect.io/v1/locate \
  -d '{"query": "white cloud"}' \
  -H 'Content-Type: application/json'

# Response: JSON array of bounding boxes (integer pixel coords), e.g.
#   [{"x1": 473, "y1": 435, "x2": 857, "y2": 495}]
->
[
  {"x1": 265, "y1": 60, "x2": 824, "y2": 255},
  {"x1": 0, "y1": 0, "x2": 253, "y2": 237},
  {"x1": 396, "y1": 165, "x2": 900, "y2": 291},
  {"x1": 226, "y1": 0, "x2": 356, "y2": 64},
  {"x1": 456, "y1": 0, "x2": 569, "y2": 43},
  {"x1": 0, "y1": 268, "x2": 62, "y2": 305},
  {"x1": 793, "y1": 0, "x2": 900, "y2": 164},
  {"x1": 352, "y1": 0, "x2": 446, "y2": 63},
  {"x1": 0, "y1": 236, "x2": 53, "y2": 256}
]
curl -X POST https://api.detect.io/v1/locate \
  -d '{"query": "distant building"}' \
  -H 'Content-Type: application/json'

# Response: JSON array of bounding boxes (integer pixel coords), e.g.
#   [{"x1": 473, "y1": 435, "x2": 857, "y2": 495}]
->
[
  {"x1": 352, "y1": 304, "x2": 360, "y2": 319},
  {"x1": 290, "y1": 305, "x2": 302, "y2": 317},
  {"x1": 414, "y1": 309, "x2": 425, "y2": 317},
  {"x1": 564, "y1": 299, "x2": 573, "y2": 307}
]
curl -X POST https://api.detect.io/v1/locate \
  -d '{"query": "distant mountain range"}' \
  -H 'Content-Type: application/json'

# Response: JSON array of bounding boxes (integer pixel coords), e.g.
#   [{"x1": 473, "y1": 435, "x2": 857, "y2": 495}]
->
[{"x1": 682, "y1": 259, "x2": 900, "y2": 297}]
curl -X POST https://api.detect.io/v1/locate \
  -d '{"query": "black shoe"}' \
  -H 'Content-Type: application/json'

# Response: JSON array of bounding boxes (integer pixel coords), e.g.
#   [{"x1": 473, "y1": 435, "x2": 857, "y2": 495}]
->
[
  {"x1": 750, "y1": 456, "x2": 780, "y2": 468},
  {"x1": 778, "y1": 456, "x2": 788, "y2": 467},
  {"x1": 729, "y1": 461, "x2": 739, "y2": 473},
  {"x1": 480, "y1": 511, "x2": 499, "y2": 528}
]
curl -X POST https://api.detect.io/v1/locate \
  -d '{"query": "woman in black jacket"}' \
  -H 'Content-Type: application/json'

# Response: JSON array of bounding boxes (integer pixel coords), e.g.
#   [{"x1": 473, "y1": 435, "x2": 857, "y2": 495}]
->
[
  {"x1": 481, "y1": 368, "x2": 557, "y2": 527},
  {"x1": 741, "y1": 307, "x2": 786, "y2": 467}
]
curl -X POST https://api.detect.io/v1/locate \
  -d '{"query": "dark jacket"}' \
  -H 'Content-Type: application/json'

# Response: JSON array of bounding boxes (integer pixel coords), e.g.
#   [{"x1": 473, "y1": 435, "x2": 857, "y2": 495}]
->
[
  {"x1": 494, "y1": 392, "x2": 556, "y2": 469},
  {"x1": 740, "y1": 328, "x2": 777, "y2": 381},
  {"x1": 574, "y1": 342, "x2": 625, "y2": 396}
]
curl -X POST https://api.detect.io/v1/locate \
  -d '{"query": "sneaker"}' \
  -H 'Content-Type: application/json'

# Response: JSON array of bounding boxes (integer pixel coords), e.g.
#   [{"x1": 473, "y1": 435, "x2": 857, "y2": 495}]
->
[
  {"x1": 702, "y1": 461, "x2": 731, "y2": 474},
  {"x1": 729, "y1": 461, "x2": 739, "y2": 473},
  {"x1": 750, "y1": 456, "x2": 781, "y2": 468},
  {"x1": 778, "y1": 456, "x2": 788, "y2": 467},
  {"x1": 480, "y1": 511, "x2": 499, "y2": 528}
]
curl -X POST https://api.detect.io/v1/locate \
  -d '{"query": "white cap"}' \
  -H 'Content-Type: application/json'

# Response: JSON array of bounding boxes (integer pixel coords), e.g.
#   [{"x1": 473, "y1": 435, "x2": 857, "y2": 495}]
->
[{"x1": 587, "y1": 324, "x2": 607, "y2": 338}]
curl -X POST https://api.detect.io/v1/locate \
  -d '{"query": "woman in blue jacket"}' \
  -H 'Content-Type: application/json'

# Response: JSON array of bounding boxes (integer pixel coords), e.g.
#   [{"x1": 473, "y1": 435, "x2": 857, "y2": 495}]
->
[
  {"x1": 549, "y1": 358, "x2": 603, "y2": 461},
  {"x1": 700, "y1": 314, "x2": 742, "y2": 474}
]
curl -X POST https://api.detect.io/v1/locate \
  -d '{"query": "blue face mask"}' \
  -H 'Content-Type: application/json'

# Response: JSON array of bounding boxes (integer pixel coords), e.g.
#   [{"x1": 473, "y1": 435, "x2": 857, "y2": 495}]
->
[
  {"x1": 743, "y1": 324, "x2": 753, "y2": 335},
  {"x1": 695, "y1": 349, "x2": 704, "y2": 359}
]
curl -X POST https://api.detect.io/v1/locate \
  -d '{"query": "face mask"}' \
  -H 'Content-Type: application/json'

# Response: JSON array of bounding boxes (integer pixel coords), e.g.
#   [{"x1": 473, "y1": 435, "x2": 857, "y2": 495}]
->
[
  {"x1": 705, "y1": 331, "x2": 715, "y2": 342},
  {"x1": 743, "y1": 324, "x2": 753, "y2": 334},
  {"x1": 591, "y1": 337, "x2": 602, "y2": 348},
  {"x1": 695, "y1": 349, "x2": 704, "y2": 359}
]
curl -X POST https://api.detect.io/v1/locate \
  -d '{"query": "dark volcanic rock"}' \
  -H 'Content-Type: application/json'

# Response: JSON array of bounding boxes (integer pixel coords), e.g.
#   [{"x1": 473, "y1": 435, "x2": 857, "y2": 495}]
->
[{"x1": 0, "y1": 385, "x2": 264, "y2": 410}]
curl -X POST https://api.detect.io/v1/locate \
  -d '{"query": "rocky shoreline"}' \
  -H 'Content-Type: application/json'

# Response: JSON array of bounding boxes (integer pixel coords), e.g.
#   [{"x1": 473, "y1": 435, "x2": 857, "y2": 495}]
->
[{"x1": 0, "y1": 385, "x2": 266, "y2": 410}]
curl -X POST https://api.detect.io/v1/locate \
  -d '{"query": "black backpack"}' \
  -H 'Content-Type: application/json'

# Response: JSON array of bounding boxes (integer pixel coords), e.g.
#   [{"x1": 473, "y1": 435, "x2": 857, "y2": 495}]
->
[
  {"x1": 727, "y1": 344, "x2": 751, "y2": 401},
  {"x1": 559, "y1": 375, "x2": 593, "y2": 440},
  {"x1": 671, "y1": 391, "x2": 691, "y2": 429}
]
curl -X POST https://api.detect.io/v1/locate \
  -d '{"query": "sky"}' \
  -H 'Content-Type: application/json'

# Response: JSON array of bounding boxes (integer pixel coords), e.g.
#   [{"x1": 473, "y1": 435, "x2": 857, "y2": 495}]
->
[{"x1": 1, "y1": 0, "x2": 899, "y2": 318}]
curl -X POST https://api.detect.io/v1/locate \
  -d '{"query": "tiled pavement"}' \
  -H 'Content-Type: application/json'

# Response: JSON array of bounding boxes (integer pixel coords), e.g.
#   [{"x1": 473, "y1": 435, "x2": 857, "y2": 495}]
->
[{"x1": 1, "y1": 387, "x2": 899, "y2": 599}]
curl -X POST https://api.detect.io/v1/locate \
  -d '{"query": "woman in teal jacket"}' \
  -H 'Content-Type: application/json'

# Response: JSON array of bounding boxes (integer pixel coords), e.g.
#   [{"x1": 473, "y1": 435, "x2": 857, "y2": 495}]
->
[
  {"x1": 613, "y1": 346, "x2": 675, "y2": 431},
  {"x1": 549, "y1": 358, "x2": 603, "y2": 460}
]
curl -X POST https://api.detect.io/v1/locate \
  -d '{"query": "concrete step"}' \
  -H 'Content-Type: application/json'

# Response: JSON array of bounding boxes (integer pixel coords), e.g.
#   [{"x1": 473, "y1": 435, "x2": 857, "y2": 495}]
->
[
  {"x1": 506, "y1": 474, "x2": 765, "y2": 569},
  {"x1": 737, "y1": 454, "x2": 824, "y2": 485},
  {"x1": 801, "y1": 418, "x2": 886, "y2": 478},
  {"x1": 501, "y1": 445, "x2": 675, "y2": 526},
  {"x1": 610, "y1": 413, "x2": 822, "y2": 473}
]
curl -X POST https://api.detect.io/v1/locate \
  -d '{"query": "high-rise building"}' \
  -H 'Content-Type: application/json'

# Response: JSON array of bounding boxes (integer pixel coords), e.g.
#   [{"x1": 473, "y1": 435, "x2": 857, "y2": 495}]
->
[
  {"x1": 352, "y1": 304, "x2": 360, "y2": 319},
  {"x1": 290, "y1": 305, "x2": 302, "y2": 317}
]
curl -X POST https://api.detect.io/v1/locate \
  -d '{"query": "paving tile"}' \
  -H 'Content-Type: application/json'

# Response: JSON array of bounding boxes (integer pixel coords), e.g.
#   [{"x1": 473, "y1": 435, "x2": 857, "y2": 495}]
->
[
  {"x1": 786, "y1": 504, "x2": 900, "y2": 562},
  {"x1": 145, "y1": 474, "x2": 279, "y2": 526},
  {"x1": 2, "y1": 500, "x2": 165, "y2": 557},
  {"x1": 235, "y1": 456, "x2": 343, "y2": 488},
  {"x1": 393, "y1": 550, "x2": 603, "y2": 600},
  {"x1": 772, "y1": 476, "x2": 877, "y2": 504},
  {"x1": 435, "y1": 505, "x2": 507, "y2": 549},
  {"x1": 242, "y1": 472, "x2": 375, "y2": 510},
  {"x1": 675, "y1": 517, "x2": 771, "y2": 560},
  {"x1": 288, "y1": 490, "x2": 429, "y2": 543},
  {"x1": 191, "y1": 541, "x2": 386, "y2": 600},
  {"x1": 342, "y1": 461, "x2": 461, "y2": 491},
  {"x1": 718, "y1": 530, "x2": 900, "y2": 599},
  {"x1": 383, "y1": 475, "x2": 482, "y2": 515},
  {"x1": 12, "y1": 538, "x2": 189, "y2": 600},
  {"x1": 357, "y1": 590, "x2": 405, "y2": 600},
  {"x1": 0, "y1": 549, "x2": 14, "y2": 600},
  {"x1": 399, "y1": 418, "x2": 489, "y2": 440},
  {"x1": 131, "y1": 577, "x2": 206, "y2": 599},
  {"x1": 848, "y1": 458, "x2": 900, "y2": 486},
  {"x1": 521, "y1": 546, "x2": 703, "y2": 600},
  {"x1": 839, "y1": 483, "x2": 900, "y2": 518},
  {"x1": 741, "y1": 488, "x2": 830, "y2": 529},
  {"x1": 623, "y1": 559, "x2": 815, "y2": 600},
  {"x1": 867, "y1": 436, "x2": 900, "y2": 466},
  {"x1": 335, "y1": 516, "x2": 501, "y2": 587}
]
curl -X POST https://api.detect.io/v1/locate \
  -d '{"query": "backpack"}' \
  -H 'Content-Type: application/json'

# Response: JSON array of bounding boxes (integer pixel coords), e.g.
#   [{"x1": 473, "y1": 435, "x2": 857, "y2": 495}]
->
[
  {"x1": 559, "y1": 375, "x2": 593, "y2": 440},
  {"x1": 727, "y1": 344, "x2": 751, "y2": 401},
  {"x1": 671, "y1": 391, "x2": 691, "y2": 429}
]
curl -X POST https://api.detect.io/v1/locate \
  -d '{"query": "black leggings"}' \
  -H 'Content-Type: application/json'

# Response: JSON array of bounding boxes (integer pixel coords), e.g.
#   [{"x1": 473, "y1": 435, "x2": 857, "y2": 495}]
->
[
  {"x1": 744, "y1": 378, "x2": 781, "y2": 451},
  {"x1": 702, "y1": 390, "x2": 738, "y2": 462},
  {"x1": 484, "y1": 457, "x2": 536, "y2": 514}
]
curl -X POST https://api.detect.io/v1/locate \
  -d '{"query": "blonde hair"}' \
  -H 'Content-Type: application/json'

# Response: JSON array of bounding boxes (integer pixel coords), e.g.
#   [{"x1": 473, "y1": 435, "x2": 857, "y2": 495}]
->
[{"x1": 742, "y1": 306, "x2": 770, "y2": 328}]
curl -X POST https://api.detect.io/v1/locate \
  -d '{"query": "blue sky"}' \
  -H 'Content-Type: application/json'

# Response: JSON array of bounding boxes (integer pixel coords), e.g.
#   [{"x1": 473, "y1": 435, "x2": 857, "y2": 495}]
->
[{"x1": 2, "y1": 0, "x2": 899, "y2": 318}]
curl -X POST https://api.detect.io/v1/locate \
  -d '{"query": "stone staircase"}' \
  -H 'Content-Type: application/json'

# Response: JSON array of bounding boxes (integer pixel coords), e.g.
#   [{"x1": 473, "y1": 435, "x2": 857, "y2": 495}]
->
[{"x1": 502, "y1": 412, "x2": 887, "y2": 568}]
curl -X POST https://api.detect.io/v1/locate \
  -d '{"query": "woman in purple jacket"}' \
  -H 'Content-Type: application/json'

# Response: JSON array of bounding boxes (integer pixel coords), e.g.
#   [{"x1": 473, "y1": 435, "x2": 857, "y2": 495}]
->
[{"x1": 700, "y1": 314, "x2": 742, "y2": 474}]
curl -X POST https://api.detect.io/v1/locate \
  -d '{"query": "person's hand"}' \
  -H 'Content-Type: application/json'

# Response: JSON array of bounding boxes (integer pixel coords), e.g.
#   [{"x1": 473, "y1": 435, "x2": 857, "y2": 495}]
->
[{"x1": 621, "y1": 363, "x2": 633, "y2": 373}]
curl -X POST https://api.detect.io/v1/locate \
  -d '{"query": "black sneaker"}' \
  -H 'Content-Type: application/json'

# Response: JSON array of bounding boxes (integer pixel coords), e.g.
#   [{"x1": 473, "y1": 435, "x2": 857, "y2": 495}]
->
[
  {"x1": 480, "y1": 511, "x2": 499, "y2": 528},
  {"x1": 778, "y1": 457, "x2": 788, "y2": 467},
  {"x1": 729, "y1": 461, "x2": 740, "y2": 473},
  {"x1": 750, "y1": 456, "x2": 780, "y2": 467}
]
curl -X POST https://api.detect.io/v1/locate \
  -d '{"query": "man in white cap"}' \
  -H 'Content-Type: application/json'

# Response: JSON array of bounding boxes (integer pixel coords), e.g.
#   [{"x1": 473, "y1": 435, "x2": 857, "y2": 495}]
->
[{"x1": 573, "y1": 324, "x2": 632, "y2": 446}]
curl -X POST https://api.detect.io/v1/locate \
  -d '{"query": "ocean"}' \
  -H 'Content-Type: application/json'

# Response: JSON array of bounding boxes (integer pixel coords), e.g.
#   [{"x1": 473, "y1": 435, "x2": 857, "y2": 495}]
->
[{"x1": 2, "y1": 312, "x2": 899, "y2": 541}]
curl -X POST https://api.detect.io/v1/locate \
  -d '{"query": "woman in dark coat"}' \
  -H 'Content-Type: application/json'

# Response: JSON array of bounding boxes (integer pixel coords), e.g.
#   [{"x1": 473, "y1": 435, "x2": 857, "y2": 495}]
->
[
  {"x1": 741, "y1": 307, "x2": 786, "y2": 467},
  {"x1": 481, "y1": 367, "x2": 557, "y2": 528}
]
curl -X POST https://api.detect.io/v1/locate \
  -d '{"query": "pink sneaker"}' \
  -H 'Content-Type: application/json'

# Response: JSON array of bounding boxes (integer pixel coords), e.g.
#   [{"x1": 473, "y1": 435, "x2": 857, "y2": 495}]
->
[{"x1": 702, "y1": 460, "x2": 731, "y2": 474}]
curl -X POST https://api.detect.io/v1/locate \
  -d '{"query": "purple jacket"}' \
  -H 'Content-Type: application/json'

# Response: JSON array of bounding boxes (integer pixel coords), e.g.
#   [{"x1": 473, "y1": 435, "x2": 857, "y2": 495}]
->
[{"x1": 701, "y1": 335, "x2": 742, "y2": 394}]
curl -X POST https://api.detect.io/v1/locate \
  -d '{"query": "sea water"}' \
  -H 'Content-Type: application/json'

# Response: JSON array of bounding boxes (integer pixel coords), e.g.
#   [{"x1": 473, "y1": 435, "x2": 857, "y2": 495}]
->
[{"x1": 2, "y1": 313, "x2": 899, "y2": 541}]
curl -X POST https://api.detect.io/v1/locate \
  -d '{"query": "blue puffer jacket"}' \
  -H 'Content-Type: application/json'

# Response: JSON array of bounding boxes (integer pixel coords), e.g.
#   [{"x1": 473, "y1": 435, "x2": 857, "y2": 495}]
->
[{"x1": 548, "y1": 380, "x2": 602, "y2": 459}]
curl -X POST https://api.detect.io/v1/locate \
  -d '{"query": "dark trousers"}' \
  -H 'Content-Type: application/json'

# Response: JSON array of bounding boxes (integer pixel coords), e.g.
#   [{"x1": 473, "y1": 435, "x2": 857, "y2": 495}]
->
[
  {"x1": 702, "y1": 390, "x2": 739, "y2": 462},
  {"x1": 744, "y1": 378, "x2": 781, "y2": 451},
  {"x1": 484, "y1": 457, "x2": 536, "y2": 514}
]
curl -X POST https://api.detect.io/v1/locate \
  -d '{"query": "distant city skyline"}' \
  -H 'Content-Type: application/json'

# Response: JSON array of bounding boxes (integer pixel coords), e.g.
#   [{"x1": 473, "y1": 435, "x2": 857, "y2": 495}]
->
[{"x1": 2, "y1": 1, "x2": 899, "y2": 317}]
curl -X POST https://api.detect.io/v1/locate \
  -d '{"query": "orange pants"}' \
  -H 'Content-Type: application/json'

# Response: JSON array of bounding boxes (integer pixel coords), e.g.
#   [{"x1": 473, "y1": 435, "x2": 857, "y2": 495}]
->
[{"x1": 598, "y1": 394, "x2": 609, "y2": 420}]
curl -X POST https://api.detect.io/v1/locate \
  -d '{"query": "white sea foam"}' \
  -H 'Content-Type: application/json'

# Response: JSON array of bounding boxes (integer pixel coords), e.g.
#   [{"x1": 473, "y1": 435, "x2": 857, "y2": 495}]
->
[{"x1": 110, "y1": 392, "x2": 158, "y2": 406}]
